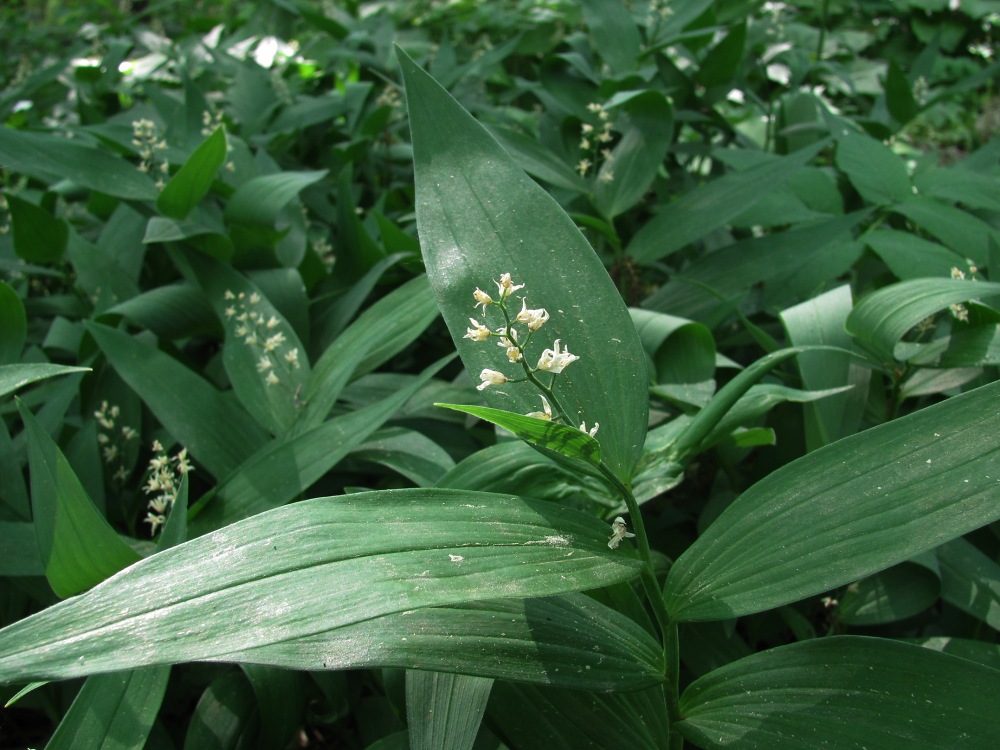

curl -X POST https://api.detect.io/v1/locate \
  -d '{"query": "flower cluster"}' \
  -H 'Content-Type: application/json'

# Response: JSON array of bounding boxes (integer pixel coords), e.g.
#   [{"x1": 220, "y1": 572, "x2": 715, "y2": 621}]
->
[
  {"x1": 143, "y1": 440, "x2": 193, "y2": 536},
  {"x1": 608, "y1": 516, "x2": 635, "y2": 549},
  {"x1": 94, "y1": 401, "x2": 138, "y2": 483},
  {"x1": 223, "y1": 290, "x2": 301, "y2": 387},
  {"x1": 948, "y1": 262, "x2": 979, "y2": 323},
  {"x1": 131, "y1": 118, "x2": 169, "y2": 190},
  {"x1": 464, "y1": 273, "x2": 594, "y2": 436},
  {"x1": 577, "y1": 102, "x2": 615, "y2": 182}
]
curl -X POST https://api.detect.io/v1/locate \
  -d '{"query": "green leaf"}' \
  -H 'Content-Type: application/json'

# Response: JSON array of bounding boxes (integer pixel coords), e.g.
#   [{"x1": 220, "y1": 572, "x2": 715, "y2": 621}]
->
[
  {"x1": 0, "y1": 281, "x2": 26, "y2": 366},
  {"x1": 143, "y1": 217, "x2": 234, "y2": 261},
  {"x1": 677, "y1": 637, "x2": 1000, "y2": 749},
  {"x1": 866, "y1": 228, "x2": 968, "y2": 280},
  {"x1": 696, "y1": 21, "x2": 746, "y2": 90},
  {"x1": 488, "y1": 683, "x2": 669, "y2": 750},
  {"x1": 399, "y1": 49, "x2": 648, "y2": 484},
  {"x1": 184, "y1": 672, "x2": 256, "y2": 750},
  {"x1": 845, "y1": 278, "x2": 1000, "y2": 365},
  {"x1": 631, "y1": 308, "x2": 715, "y2": 387},
  {"x1": 241, "y1": 665, "x2": 304, "y2": 750},
  {"x1": 835, "y1": 131, "x2": 912, "y2": 205},
  {"x1": 156, "y1": 126, "x2": 228, "y2": 220},
  {"x1": 893, "y1": 195, "x2": 1000, "y2": 259},
  {"x1": 627, "y1": 141, "x2": 828, "y2": 265},
  {"x1": 884, "y1": 59, "x2": 919, "y2": 125},
  {"x1": 938, "y1": 537, "x2": 1000, "y2": 633},
  {"x1": 0, "y1": 363, "x2": 91, "y2": 400},
  {"x1": 189, "y1": 356, "x2": 453, "y2": 532},
  {"x1": 6, "y1": 193, "x2": 69, "y2": 263},
  {"x1": 223, "y1": 594, "x2": 663, "y2": 691},
  {"x1": 838, "y1": 557, "x2": 940, "y2": 625},
  {"x1": 407, "y1": 670, "x2": 492, "y2": 750},
  {"x1": 663, "y1": 378, "x2": 1000, "y2": 622},
  {"x1": 580, "y1": 0, "x2": 641, "y2": 74},
  {"x1": 0, "y1": 489, "x2": 642, "y2": 683},
  {"x1": 436, "y1": 403, "x2": 602, "y2": 471},
  {"x1": 0, "y1": 522, "x2": 43, "y2": 576},
  {"x1": 224, "y1": 170, "x2": 328, "y2": 227},
  {"x1": 85, "y1": 322, "x2": 269, "y2": 480},
  {"x1": 44, "y1": 667, "x2": 170, "y2": 750},
  {"x1": 352, "y1": 427, "x2": 456, "y2": 487},
  {"x1": 18, "y1": 399, "x2": 140, "y2": 598},
  {"x1": 0, "y1": 127, "x2": 157, "y2": 201}
]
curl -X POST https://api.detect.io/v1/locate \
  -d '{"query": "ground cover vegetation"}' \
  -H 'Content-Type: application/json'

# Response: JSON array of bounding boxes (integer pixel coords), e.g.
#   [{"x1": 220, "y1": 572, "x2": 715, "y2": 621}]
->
[{"x1": 1, "y1": 0, "x2": 1000, "y2": 747}]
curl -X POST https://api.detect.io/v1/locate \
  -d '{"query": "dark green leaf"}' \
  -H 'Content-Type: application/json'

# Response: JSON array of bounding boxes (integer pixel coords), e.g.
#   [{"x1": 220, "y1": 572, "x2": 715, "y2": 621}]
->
[
  {"x1": 224, "y1": 170, "x2": 328, "y2": 227},
  {"x1": 407, "y1": 670, "x2": 492, "y2": 750},
  {"x1": 0, "y1": 364, "x2": 90, "y2": 400},
  {"x1": 835, "y1": 131, "x2": 912, "y2": 205},
  {"x1": 0, "y1": 281, "x2": 26, "y2": 366},
  {"x1": 157, "y1": 126, "x2": 228, "y2": 220},
  {"x1": 7, "y1": 194, "x2": 68, "y2": 263}
]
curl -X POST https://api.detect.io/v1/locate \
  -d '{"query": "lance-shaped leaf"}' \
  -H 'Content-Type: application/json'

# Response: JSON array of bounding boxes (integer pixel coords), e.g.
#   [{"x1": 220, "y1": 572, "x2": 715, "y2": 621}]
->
[
  {"x1": 218, "y1": 594, "x2": 664, "y2": 692},
  {"x1": 663, "y1": 378, "x2": 1000, "y2": 622},
  {"x1": 0, "y1": 364, "x2": 90, "y2": 400},
  {"x1": 398, "y1": 48, "x2": 648, "y2": 484},
  {"x1": 0, "y1": 489, "x2": 642, "y2": 684},
  {"x1": 677, "y1": 637, "x2": 1000, "y2": 749},
  {"x1": 407, "y1": 670, "x2": 492, "y2": 750}
]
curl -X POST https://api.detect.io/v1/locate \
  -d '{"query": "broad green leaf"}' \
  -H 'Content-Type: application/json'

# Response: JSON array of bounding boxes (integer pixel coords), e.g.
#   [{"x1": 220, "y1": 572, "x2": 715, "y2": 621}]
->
[
  {"x1": 488, "y1": 125, "x2": 589, "y2": 193},
  {"x1": 298, "y1": 275, "x2": 440, "y2": 432},
  {"x1": 696, "y1": 21, "x2": 746, "y2": 90},
  {"x1": 677, "y1": 637, "x2": 1000, "y2": 749},
  {"x1": 66, "y1": 231, "x2": 141, "y2": 314},
  {"x1": 0, "y1": 522, "x2": 42, "y2": 576},
  {"x1": 866, "y1": 228, "x2": 968, "y2": 280},
  {"x1": 189, "y1": 356, "x2": 453, "y2": 532},
  {"x1": 643, "y1": 212, "x2": 869, "y2": 322},
  {"x1": 631, "y1": 308, "x2": 715, "y2": 387},
  {"x1": 938, "y1": 537, "x2": 1000, "y2": 633},
  {"x1": 399, "y1": 49, "x2": 648, "y2": 484},
  {"x1": 580, "y1": 0, "x2": 641, "y2": 74},
  {"x1": 663, "y1": 378, "x2": 1000, "y2": 622},
  {"x1": 835, "y1": 131, "x2": 912, "y2": 204},
  {"x1": 0, "y1": 127, "x2": 157, "y2": 200},
  {"x1": 893, "y1": 195, "x2": 1000, "y2": 259},
  {"x1": 85, "y1": 322, "x2": 269, "y2": 480},
  {"x1": 781, "y1": 285, "x2": 870, "y2": 448},
  {"x1": 18, "y1": 400, "x2": 140, "y2": 598},
  {"x1": 884, "y1": 59, "x2": 919, "y2": 125},
  {"x1": 845, "y1": 278, "x2": 1000, "y2": 365},
  {"x1": 594, "y1": 91, "x2": 674, "y2": 219},
  {"x1": 407, "y1": 670, "x2": 492, "y2": 750},
  {"x1": 352, "y1": 427, "x2": 456, "y2": 487},
  {"x1": 0, "y1": 489, "x2": 642, "y2": 683},
  {"x1": 143, "y1": 217, "x2": 234, "y2": 261},
  {"x1": 106, "y1": 282, "x2": 216, "y2": 340},
  {"x1": 156, "y1": 126, "x2": 227, "y2": 219},
  {"x1": 436, "y1": 403, "x2": 602, "y2": 471},
  {"x1": 912, "y1": 636, "x2": 1000, "y2": 671},
  {"x1": 838, "y1": 558, "x2": 940, "y2": 625},
  {"x1": 223, "y1": 594, "x2": 663, "y2": 692},
  {"x1": 224, "y1": 170, "x2": 328, "y2": 226},
  {"x1": 0, "y1": 419, "x2": 30, "y2": 521},
  {"x1": 7, "y1": 193, "x2": 69, "y2": 263},
  {"x1": 241, "y1": 665, "x2": 304, "y2": 750},
  {"x1": 0, "y1": 281, "x2": 26, "y2": 365},
  {"x1": 0, "y1": 363, "x2": 90, "y2": 400},
  {"x1": 488, "y1": 683, "x2": 669, "y2": 750},
  {"x1": 914, "y1": 167, "x2": 1000, "y2": 212},
  {"x1": 627, "y1": 141, "x2": 827, "y2": 265},
  {"x1": 184, "y1": 671, "x2": 256, "y2": 750},
  {"x1": 45, "y1": 666, "x2": 170, "y2": 750}
]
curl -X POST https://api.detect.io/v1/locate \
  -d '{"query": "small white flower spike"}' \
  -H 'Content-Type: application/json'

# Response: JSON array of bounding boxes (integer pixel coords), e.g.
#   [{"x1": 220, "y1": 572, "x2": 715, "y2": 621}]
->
[
  {"x1": 526, "y1": 396, "x2": 553, "y2": 420},
  {"x1": 579, "y1": 421, "x2": 599, "y2": 437},
  {"x1": 608, "y1": 516, "x2": 635, "y2": 550},
  {"x1": 496, "y1": 328, "x2": 522, "y2": 362},
  {"x1": 464, "y1": 318, "x2": 492, "y2": 342},
  {"x1": 536, "y1": 339, "x2": 580, "y2": 374},
  {"x1": 473, "y1": 288, "x2": 493, "y2": 310},
  {"x1": 477, "y1": 369, "x2": 508, "y2": 391},
  {"x1": 516, "y1": 298, "x2": 550, "y2": 332},
  {"x1": 495, "y1": 272, "x2": 524, "y2": 300}
]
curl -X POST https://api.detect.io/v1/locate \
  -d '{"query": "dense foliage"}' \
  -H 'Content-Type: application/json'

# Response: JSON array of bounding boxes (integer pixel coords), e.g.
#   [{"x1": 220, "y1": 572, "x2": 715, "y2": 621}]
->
[{"x1": 1, "y1": 0, "x2": 999, "y2": 748}]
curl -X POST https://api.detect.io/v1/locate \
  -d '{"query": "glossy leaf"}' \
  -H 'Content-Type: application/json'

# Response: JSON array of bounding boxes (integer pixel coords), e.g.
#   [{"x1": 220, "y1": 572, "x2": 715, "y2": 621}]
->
[
  {"x1": 627, "y1": 142, "x2": 827, "y2": 265},
  {"x1": 677, "y1": 637, "x2": 1000, "y2": 748},
  {"x1": 407, "y1": 670, "x2": 492, "y2": 750},
  {"x1": 845, "y1": 278, "x2": 1000, "y2": 364},
  {"x1": 157, "y1": 126, "x2": 227, "y2": 220},
  {"x1": 223, "y1": 594, "x2": 664, "y2": 692},
  {"x1": 86, "y1": 321, "x2": 269, "y2": 479},
  {"x1": 18, "y1": 399, "x2": 140, "y2": 598},
  {"x1": 224, "y1": 170, "x2": 328, "y2": 227},
  {"x1": 0, "y1": 489, "x2": 643, "y2": 683},
  {"x1": 0, "y1": 363, "x2": 90, "y2": 400},
  {"x1": 663, "y1": 378, "x2": 1000, "y2": 622},
  {"x1": 45, "y1": 667, "x2": 170, "y2": 750},
  {"x1": 399, "y1": 49, "x2": 648, "y2": 484}
]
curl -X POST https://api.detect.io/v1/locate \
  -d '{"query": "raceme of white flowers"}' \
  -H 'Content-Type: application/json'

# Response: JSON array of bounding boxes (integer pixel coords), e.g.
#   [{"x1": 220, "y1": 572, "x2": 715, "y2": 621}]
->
[
  {"x1": 143, "y1": 440, "x2": 193, "y2": 536},
  {"x1": 463, "y1": 273, "x2": 595, "y2": 437},
  {"x1": 223, "y1": 289, "x2": 301, "y2": 388}
]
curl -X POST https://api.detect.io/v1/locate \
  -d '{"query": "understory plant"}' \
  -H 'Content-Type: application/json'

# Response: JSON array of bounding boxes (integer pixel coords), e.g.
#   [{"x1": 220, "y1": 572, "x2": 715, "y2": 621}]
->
[{"x1": 2, "y1": 1, "x2": 1000, "y2": 748}]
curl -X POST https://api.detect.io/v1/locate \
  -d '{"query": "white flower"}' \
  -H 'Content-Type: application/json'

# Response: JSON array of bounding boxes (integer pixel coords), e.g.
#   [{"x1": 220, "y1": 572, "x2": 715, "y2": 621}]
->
[
  {"x1": 526, "y1": 396, "x2": 552, "y2": 420},
  {"x1": 608, "y1": 516, "x2": 635, "y2": 550},
  {"x1": 473, "y1": 288, "x2": 493, "y2": 310},
  {"x1": 497, "y1": 328, "x2": 521, "y2": 362},
  {"x1": 536, "y1": 339, "x2": 580, "y2": 374},
  {"x1": 265, "y1": 371, "x2": 280, "y2": 386},
  {"x1": 477, "y1": 369, "x2": 508, "y2": 391},
  {"x1": 464, "y1": 318, "x2": 492, "y2": 342},
  {"x1": 256, "y1": 356, "x2": 272, "y2": 372},
  {"x1": 263, "y1": 332, "x2": 286, "y2": 352},
  {"x1": 580, "y1": 421, "x2": 599, "y2": 437},
  {"x1": 495, "y1": 272, "x2": 524, "y2": 300},
  {"x1": 516, "y1": 299, "x2": 550, "y2": 332}
]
